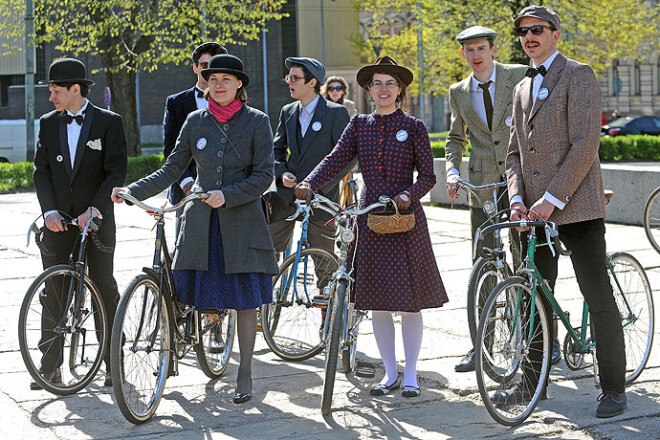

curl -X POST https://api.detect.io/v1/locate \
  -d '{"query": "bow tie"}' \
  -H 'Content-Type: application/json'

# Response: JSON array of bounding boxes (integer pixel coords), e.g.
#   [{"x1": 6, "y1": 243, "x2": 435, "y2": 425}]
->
[
  {"x1": 196, "y1": 88, "x2": 205, "y2": 98},
  {"x1": 525, "y1": 65, "x2": 547, "y2": 78},
  {"x1": 61, "y1": 113, "x2": 84, "y2": 125}
]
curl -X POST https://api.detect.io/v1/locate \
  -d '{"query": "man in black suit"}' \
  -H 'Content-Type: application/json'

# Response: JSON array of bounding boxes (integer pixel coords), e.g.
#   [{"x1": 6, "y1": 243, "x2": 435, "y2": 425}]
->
[
  {"x1": 269, "y1": 57, "x2": 351, "y2": 253},
  {"x1": 32, "y1": 58, "x2": 127, "y2": 389},
  {"x1": 163, "y1": 42, "x2": 227, "y2": 208}
]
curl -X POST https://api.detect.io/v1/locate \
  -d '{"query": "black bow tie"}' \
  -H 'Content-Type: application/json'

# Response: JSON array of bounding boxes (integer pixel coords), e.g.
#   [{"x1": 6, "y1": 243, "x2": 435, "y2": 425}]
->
[
  {"x1": 526, "y1": 65, "x2": 547, "y2": 78},
  {"x1": 62, "y1": 113, "x2": 84, "y2": 125},
  {"x1": 196, "y1": 88, "x2": 205, "y2": 98}
]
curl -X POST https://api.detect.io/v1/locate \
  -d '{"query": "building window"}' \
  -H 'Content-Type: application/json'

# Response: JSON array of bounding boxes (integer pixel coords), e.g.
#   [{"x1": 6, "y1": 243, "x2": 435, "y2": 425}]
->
[
  {"x1": 633, "y1": 60, "x2": 642, "y2": 96},
  {"x1": 657, "y1": 56, "x2": 660, "y2": 95},
  {"x1": 611, "y1": 59, "x2": 620, "y2": 97},
  {"x1": 0, "y1": 75, "x2": 23, "y2": 107}
]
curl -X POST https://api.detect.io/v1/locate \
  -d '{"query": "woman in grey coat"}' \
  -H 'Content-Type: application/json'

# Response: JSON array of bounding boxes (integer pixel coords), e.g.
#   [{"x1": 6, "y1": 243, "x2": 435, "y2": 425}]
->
[{"x1": 112, "y1": 54, "x2": 277, "y2": 404}]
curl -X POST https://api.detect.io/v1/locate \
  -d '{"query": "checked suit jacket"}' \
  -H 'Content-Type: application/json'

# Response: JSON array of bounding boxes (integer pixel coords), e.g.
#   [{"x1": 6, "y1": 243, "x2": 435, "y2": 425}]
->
[
  {"x1": 445, "y1": 62, "x2": 527, "y2": 207},
  {"x1": 163, "y1": 87, "x2": 199, "y2": 204},
  {"x1": 505, "y1": 53, "x2": 607, "y2": 226}
]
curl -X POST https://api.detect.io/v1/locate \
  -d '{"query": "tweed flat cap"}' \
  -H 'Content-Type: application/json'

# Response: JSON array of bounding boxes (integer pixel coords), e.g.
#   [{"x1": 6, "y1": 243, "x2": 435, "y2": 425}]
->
[
  {"x1": 456, "y1": 26, "x2": 497, "y2": 44},
  {"x1": 285, "y1": 57, "x2": 325, "y2": 84},
  {"x1": 515, "y1": 5, "x2": 560, "y2": 31}
]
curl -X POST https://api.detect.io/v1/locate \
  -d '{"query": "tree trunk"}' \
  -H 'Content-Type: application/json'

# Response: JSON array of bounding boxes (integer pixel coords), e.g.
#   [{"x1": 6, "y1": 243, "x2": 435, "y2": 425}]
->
[{"x1": 104, "y1": 67, "x2": 141, "y2": 157}]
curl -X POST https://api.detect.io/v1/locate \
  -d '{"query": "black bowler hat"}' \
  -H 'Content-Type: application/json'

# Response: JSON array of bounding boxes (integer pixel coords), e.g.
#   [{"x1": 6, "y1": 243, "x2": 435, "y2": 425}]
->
[
  {"x1": 357, "y1": 56, "x2": 413, "y2": 90},
  {"x1": 191, "y1": 42, "x2": 227, "y2": 64},
  {"x1": 201, "y1": 54, "x2": 250, "y2": 87},
  {"x1": 39, "y1": 58, "x2": 95, "y2": 85}
]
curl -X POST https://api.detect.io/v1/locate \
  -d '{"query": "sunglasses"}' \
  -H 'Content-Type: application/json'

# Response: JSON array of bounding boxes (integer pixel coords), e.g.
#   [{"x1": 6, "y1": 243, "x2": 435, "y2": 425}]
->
[
  {"x1": 327, "y1": 86, "x2": 344, "y2": 92},
  {"x1": 516, "y1": 24, "x2": 556, "y2": 37},
  {"x1": 198, "y1": 61, "x2": 210, "y2": 69},
  {"x1": 284, "y1": 75, "x2": 305, "y2": 84}
]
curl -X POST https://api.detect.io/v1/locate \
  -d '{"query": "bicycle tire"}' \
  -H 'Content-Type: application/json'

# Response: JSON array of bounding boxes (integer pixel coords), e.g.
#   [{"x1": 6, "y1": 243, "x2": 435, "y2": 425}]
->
[
  {"x1": 321, "y1": 278, "x2": 346, "y2": 415},
  {"x1": 607, "y1": 252, "x2": 654, "y2": 384},
  {"x1": 196, "y1": 309, "x2": 236, "y2": 379},
  {"x1": 18, "y1": 265, "x2": 107, "y2": 395},
  {"x1": 341, "y1": 303, "x2": 359, "y2": 374},
  {"x1": 467, "y1": 257, "x2": 512, "y2": 345},
  {"x1": 262, "y1": 248, "x2": 338, "y2": 361},
  {"x1": 476, "y1": 276, "x2": 550, "y2": 426},
  {"x1": 643, "y1": 186, "x2": 660, "y2": 253},
  {"x1": 110, "y1": 274, "x2": 171, "y2": 424}
]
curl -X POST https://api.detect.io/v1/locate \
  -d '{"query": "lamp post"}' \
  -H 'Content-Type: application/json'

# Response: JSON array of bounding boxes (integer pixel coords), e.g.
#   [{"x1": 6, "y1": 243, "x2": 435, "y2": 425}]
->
[
  {"x1": 416, "y1": 0, "x2": 424, "y2": 122},
  {"x1": 371, "y1": 35, "x2": 383, "y2": 58},
  {"x1": 25, "y1": 0, "x2": 35, "y2": 161}
]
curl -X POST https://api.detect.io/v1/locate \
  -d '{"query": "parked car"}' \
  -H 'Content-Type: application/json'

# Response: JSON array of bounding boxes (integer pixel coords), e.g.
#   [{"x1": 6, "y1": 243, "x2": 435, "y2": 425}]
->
[{"x1": 601, "y1": 116, "x2": 660, "y2": 136}]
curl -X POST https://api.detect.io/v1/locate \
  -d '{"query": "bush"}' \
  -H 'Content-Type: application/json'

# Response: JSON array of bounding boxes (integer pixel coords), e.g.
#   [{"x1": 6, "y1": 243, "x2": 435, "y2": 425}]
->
[
  {"x1": 432, "y1": 141, "x2": 471, "y2": 159},
  {"x1": 0, "y1": 162, "x2": 33, "y2": 191},
  {"x1": 125, "y1": 154, "x2": 164, "y2": 184},
  {"x1": 599, "y1": 135, "x2": 660, "y2": 161}
]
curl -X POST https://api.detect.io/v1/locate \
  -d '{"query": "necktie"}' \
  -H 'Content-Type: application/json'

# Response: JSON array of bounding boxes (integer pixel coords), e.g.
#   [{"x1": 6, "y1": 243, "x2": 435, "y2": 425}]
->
[
  {"x1": 525, "y1": 65, "x2": 547, "y2": 78},
  {"x1": 196, "y1": 88, "x2": 205, "y2": 98},
  {"x1": 62, "y1": 113, "x2": 84, "y2": 125},
  {"x1": 478, "y1": 80, "x2": 493, "y2": 130}
]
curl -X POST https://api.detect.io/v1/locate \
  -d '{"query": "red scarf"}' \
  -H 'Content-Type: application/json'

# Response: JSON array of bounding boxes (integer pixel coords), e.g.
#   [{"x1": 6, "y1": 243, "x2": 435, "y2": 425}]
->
[{"x1": 208, "y1": 98, "x2": 242, "y2": 122}]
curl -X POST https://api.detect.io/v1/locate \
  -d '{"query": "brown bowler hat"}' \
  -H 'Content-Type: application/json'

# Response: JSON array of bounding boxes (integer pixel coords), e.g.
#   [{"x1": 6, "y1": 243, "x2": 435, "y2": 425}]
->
[{"x1": 356, "y1": 56, "x2": 413, "y2": 90}]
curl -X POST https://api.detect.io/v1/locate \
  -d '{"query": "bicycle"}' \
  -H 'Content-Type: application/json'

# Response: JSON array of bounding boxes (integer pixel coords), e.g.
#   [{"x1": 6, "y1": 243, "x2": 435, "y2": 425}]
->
[
  {"x1": 643, "y1": 186, "x2": 660, "y2": 253},
  {"x1": 260, "y1": 202, "x2": 339, "y2": 361},
  {"x1": 474, "y1": 220, "x2": 654, "y2": 426},
  {"x1": 110, "y1": 192, "x2": 236, "y2": 424},
  {"x1": 18, "y1": 213, "x2": 111, "y2": 395}
]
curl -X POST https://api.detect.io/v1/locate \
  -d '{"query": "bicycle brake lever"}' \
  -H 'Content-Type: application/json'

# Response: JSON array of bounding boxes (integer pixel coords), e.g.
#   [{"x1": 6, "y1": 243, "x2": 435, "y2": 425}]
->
[
  {"x1": 26, "y1": 222, "x2": 39, "y2": 247},
  {"x1": 545, "y1": 226, "x2": 557, "y2": 258}
]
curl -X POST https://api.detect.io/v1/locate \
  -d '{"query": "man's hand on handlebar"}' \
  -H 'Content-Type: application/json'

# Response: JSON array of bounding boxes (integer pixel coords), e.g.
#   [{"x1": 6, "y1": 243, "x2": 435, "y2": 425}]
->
[
  {"x1": 510, "y1": 202, "x2": 528, "y2": 231},
  {"x1": 45, "y1": 212, "x2": 67, "y2": 232},
  {"x1": 446, "y1": 174, "x2": 460, "y2": 199},
  {"x1": 111, "y1": 187, "x2": 131, "y2": 203},
  {"x1": 294, "y1": 182, "x2": 314, "y2": 205}
]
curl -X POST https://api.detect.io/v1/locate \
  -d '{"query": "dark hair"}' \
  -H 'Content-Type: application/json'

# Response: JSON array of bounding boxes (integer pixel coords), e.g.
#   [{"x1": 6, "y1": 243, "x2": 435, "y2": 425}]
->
[
  {"x1": 193, "y1": 44, "x2": 227, "y2": 65},
  {"x1": 368, "y1": 72, "x2": 407, "y2": 108},
  {"x1": 54, "y1": 81, "x2": 90, "y2": 97},
  {"x1": 290, "y1": 62, "x2": 321, "y2": 93},
  {"x1": 462, "y1": 37, "x2": 495, "y2": 49},
  {"x1": 321, "y1": 75, "x2": 350, "y2": 103},
  {"x1": 203, "y1": 84, "x2": 248, "y2": 103}
]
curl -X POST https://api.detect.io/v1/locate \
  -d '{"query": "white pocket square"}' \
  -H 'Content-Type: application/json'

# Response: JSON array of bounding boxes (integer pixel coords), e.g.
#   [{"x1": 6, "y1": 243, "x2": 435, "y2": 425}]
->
[{"x1": 87, "y1": 139, "x2": 102, "y2": 151}]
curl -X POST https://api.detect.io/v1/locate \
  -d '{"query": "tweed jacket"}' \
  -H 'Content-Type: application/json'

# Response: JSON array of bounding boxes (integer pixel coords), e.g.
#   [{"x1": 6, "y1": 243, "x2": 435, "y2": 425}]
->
[
  {"x1": 505, "y1": 53, "x2": 606, "y2": 226},
  {"x1": 128, "y1": 105, "x2": 278, "y2": 275},
  {"x1": 445, "y1": 62, "x2": 527, "y2": 207},
  {"x1": 273, "y1": 96, "x2": 351, "y2": 210}
]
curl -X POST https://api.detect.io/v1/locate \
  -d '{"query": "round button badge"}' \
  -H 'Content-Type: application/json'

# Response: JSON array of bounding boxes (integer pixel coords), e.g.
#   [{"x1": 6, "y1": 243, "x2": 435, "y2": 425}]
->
[
  {"x1": 56, "y1": 155, "x2": 63, "y2": 162},
  {"x1": 396, "y1": 130, "x2": 408, "y2": 142},
  {"x1": 312, "y1": 121, "x2": 322, "y2": 132},
  {"x1": 505, "y1": 116, "x2": 513, "y2": 127},
  {"x1": 538, "y1": 87, "x2": 549, "y2": 100},
  {"x1": 196, "y1": 138, "x2": 207, "y2": 150}
]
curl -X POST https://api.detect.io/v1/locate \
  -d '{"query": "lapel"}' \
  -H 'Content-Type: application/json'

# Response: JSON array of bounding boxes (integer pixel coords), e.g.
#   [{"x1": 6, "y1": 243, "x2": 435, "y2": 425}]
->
[
  {"x1": 529, "y1": 53, "x2": 567, "y2": 122},
  {"x1": 58, "y1": 114, "x2": 73, "y2": 178},
  {"x1": 520, "y1": 75, "x2": 534, "y2": 118},
  {"x1": 298, "y1": 96, "x2": 328, "y2": 158},
  {"x1": 71, "y1": 104, "x2": 95, "y2": 181},
  {"x1": 458, "y1": 74, "x2": 490, "y2": 133},
  {"x1": 184, "y1": 87, "x2": 198, "y2": 114},
  {"x1": 284, "y1": 103, "x2": 300, "y2": 156},
  {"x1": 491, "y1": 63, "x2": 513, "y2": 129}
]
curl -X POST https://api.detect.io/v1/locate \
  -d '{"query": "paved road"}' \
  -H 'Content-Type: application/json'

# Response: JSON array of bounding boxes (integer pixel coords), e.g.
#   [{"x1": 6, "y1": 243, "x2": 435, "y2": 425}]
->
[{"x1": 1, "y1": 190, "x2": 659, "y2": 439}]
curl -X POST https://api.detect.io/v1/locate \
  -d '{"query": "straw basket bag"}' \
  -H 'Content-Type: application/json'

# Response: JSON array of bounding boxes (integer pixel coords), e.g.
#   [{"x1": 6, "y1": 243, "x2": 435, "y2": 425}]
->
[{"x1": 367, "y1": 202, "x2": 415, "y2": 234}]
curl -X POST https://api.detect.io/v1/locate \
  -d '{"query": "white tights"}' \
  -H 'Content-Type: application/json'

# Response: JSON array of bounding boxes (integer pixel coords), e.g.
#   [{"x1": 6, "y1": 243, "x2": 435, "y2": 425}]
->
[{"x1": 371, "y1": 310, "x2": 423, "y2": 388}]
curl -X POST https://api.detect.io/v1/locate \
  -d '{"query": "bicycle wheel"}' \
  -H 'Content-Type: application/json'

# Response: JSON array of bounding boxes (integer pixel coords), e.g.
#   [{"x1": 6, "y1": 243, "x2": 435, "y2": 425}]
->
[
  {"x1": 341, "y1": 303, "x2": 360, "y2": 374},
  {"x1": 607, "y1": 252, "x2": 654, "y2": 384},
  {"x1": 262, "y1": 248, "x2": 338, "y2": 361},
  {"x1": 467, "y1": 257, "x2": 512, "y2": 345},
  {"x1": 643, "y1": 187, "x2": 660, "y2": 253},
  {"x1": 476, "y1": 276, "x2": 550, "y2": 426},
  {"x1": 196, "y1": 309, "x2": 236, "y2": 379},
  {"x1": 321, "y1": 279, "x2": 346, "y2": 415},
  {"x1": 18, "y1": 265, "x2": 107, "y2": 395},
  {"x1": 110, "y1": 274, "x2": 171, "y2": 424}
]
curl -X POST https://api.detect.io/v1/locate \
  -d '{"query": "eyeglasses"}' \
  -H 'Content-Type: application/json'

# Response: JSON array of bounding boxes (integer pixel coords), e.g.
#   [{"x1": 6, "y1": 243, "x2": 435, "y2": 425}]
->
[
  {"x1": 516, "y1": 24, "x2": 556, "y2": 37},
  {"x1": 198, "y1": 62, "x2": 210, "y2": 69},
  {"x1": 284, "y1": 75, "x2": 304, "y2": 84},
  {"x1": 327, "y1": 86, "x2": 344, "y2": 92},
  {"x1": 370, "y1": 80, "x2": 399, "y2": 90}
]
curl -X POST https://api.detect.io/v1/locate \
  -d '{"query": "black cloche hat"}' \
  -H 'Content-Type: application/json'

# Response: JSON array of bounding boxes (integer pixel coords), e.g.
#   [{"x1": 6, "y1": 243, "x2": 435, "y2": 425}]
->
[
  {"x1": 201, "y1": 54, "x2": 250, "y2": 87},
  {"x1": 39, "y1": 58, "x2": 95, "y2": 85},
  {"x1": 356, "y1": 56, "x2": 413, "y2": 90}
]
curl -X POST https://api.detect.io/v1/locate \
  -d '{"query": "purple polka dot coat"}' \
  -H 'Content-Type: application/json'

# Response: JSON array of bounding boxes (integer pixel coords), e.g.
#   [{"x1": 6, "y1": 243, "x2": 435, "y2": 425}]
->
[{"x1": 305, "y1": 109, "x2": 448, "y2": 312}]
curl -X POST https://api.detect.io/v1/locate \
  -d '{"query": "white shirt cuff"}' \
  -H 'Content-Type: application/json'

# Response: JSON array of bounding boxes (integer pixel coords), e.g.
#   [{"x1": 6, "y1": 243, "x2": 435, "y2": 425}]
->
[
  {"x1": 510, "y1": 195, "x2": 525, "y2": 207},
  {"x1": 543, "y1": 191, "x2": 566, "y2": 210},
  {"x1": 44, "y1": 210, "x2": 58, "y2": 219},
  {"x1": 180, "y1": 177, "x2": 194, "y2": 189},
  {"x1": 447, "y1": 168, "x2": 459, "y2": 177}
]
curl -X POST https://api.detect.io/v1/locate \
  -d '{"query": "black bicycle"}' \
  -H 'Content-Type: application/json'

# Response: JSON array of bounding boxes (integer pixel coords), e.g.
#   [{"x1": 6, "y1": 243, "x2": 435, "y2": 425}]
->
[{"x1": 18, "y1": 213, "x2": 111, "y2": 395}]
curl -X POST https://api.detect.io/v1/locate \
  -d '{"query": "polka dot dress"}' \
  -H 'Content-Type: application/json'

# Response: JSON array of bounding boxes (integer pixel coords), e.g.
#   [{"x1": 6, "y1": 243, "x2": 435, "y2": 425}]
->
[{"x1": 305, "y1": 109, "x2": 448, "y2": 312}]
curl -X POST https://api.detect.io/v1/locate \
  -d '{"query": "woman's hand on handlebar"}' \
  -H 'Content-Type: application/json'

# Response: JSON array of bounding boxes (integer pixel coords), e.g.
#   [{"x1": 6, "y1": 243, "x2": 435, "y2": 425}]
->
[
  {"x1": 111, "y1": 187, "x2": 131, "y2": 203},
  {"x1": 393, "y1": 191, "x2": 412, "y2": 210},
  {"x1": 203, "y1": 190, "x2": 225, "y2": 208},
  {"x1": 294, "y1": 182, "x2": 314, "y2": 205}
]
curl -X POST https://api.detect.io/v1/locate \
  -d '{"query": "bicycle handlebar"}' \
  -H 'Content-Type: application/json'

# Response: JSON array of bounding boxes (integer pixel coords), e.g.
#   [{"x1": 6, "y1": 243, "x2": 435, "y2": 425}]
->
[
  {"x1": 28, "y1": 213, "x2": 113, "y2": 256},
  {"x1": 474, "y1": 220, "x2": 572, "y2": 260},
  {"x1": 456, "y1": 178, "x2": 507, "y2": 191},
  {"x1": 289, "y1": 194, "x2": 392, "y2": 222},
  {"x1": 118, "y1": 191, "x2": 208, "y2": 214}
]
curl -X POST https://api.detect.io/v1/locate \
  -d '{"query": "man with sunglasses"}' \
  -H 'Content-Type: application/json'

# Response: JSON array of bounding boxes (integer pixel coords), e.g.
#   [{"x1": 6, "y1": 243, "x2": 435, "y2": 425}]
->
[
  {"x1": 162, "y1": 42, "x2": 227, "y2": 211},
  {"x1": 445, "y1": 26, "x2": 527, "y2": 374},
  {"x1": 269, "y1": 57, "x2": 351, "y2": 256},
  {"x1": 501, "y1": 5, "x2": 627, "y2": 418}
]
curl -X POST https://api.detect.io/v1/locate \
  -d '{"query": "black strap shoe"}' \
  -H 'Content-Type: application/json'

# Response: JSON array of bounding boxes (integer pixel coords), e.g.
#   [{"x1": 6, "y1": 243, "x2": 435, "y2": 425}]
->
[
  {"x1": 370, "y1": 374, "x2": 401, "y2": 396},
  {"x1": 401, "y1": 384, "x2": 421, "y2": 397}
]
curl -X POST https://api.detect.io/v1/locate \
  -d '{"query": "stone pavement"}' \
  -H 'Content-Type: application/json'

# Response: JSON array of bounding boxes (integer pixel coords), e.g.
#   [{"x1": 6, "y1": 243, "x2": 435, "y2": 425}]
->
[{"x1": 1, "y1": 189, "x2": 659, "y2": 439}]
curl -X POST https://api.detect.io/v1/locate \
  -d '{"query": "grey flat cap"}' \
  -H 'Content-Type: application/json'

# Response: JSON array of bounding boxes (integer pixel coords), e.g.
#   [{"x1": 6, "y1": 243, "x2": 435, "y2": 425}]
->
[
  {"x1": 285, "y1": 57, "x2": 325, "y2": 84},
  {"x1": 515, "y1": 5, "x2": 560, "y2": 31},
  {"x1": 456, "y1": 26, "x2": 497, "y2": 44}
]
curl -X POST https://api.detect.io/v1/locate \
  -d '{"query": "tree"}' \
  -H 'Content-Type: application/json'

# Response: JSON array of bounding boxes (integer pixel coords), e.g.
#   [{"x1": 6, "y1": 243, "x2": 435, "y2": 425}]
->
[
  {"x1": 354, "y1": 0, "x2": 659, "y2": 98},
  {"x1": 0, "y1": 0, "x2": 285, "y2": 156}
]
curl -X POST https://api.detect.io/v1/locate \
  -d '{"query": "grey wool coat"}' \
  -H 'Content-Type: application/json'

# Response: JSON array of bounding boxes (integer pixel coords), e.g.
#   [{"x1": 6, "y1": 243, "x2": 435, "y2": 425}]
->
[{"x1": 128, "y1": 105, "x2": 278, "y2": 275}]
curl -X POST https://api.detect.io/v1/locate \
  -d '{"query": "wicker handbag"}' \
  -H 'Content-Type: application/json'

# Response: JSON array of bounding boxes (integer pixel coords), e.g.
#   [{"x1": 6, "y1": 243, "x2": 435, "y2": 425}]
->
[{"x1": 367, "y1": 202, "x2": 415, "y2": 234}]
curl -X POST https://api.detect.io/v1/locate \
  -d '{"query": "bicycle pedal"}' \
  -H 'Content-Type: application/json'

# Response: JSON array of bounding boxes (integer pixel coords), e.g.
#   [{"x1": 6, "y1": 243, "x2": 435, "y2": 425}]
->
[
  {"x1": 355, "y1": 361, "x2": 375, "y2": 378},
  {"x1": 312, "y1": 295, "x2": 329, "y2": 308}
]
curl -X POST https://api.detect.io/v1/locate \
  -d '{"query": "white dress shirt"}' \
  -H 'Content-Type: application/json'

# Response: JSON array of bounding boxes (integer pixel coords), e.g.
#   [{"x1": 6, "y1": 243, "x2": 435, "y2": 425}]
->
[
  {"x1": 66, "y1": 99, "x2": 89, "y2": 168},
  {"x1": 299, "y1": 95, "x2": 320, "y2": 137}
]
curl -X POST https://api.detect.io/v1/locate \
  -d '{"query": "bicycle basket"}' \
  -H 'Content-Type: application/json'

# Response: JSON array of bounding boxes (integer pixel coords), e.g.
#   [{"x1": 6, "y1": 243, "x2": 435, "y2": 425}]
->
[{"x1": 367, "y1": 202, "x2": 415, "y2": 234}]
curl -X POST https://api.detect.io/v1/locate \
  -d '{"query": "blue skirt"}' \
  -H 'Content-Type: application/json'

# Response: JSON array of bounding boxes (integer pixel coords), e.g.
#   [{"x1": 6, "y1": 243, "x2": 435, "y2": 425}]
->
[{"x1": 173, "y1": 209, "x2": 272, "y2": 311}]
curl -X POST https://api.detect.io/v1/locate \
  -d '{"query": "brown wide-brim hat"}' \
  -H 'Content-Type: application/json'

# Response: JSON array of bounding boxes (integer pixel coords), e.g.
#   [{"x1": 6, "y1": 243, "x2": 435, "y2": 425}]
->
[
  {"x1": 201, "y1": 54, "x2": 250, "y2": 87},
  {"x1": 357, "y1": 56, "x2": 413, "y2": 90},
  {"x1": 38, "y1": 58, "x2": 95, "y2": 85}
]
